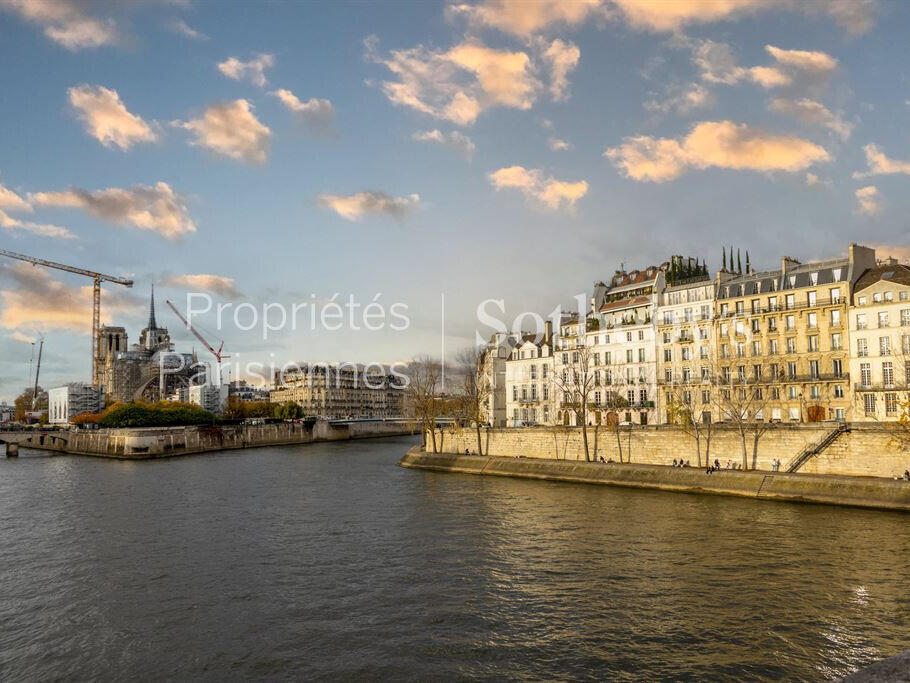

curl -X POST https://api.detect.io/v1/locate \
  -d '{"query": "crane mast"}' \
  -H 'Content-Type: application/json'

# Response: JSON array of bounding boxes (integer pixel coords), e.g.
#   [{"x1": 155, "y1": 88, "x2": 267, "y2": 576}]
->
[{"x1": 0, "y1": 249, "x2": 133, "y2": 386}]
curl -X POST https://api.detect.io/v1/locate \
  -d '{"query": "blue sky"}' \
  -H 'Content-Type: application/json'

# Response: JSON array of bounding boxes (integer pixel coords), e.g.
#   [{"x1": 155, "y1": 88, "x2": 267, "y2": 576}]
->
[{"x1": 1, "y1": 0, "x2": 909, "y2": 400}]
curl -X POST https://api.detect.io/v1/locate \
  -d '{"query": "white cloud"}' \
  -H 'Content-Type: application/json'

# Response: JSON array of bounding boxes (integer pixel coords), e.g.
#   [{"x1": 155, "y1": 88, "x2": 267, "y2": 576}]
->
[
  {"x1": 0, "y1": 179, "x2": 31, "y2": 212},
  {"x1": 0, "y1": 209, "x2": 75, "y2": 239},
  {"x1": 446, "y1": 0, "x2": 606, "y2": 37},
  {"x1": 693, "y1": 40, "x2": 789, "y2": 88},
  {"x1": 765, "y1": 45, "x2": 838, "y2": 74},
  {"x1": 9, "y1": 330, "x2": 36, "y2": 344},
  {"x1": 488, "y1": 165, "x2": 588, "y2": 210},
  {"x1": 0, "y1": 0, "x2": 118, "y2": 49},
  {"x1": 854, "y1": 143, "x2": 910, "y2": 179},
  {"x1": 0, "y1": 262, "x2": 135, "y2": 334},
  {"x1": 644, "y1": 82, "x2": 713, "y2": 115},
  {"x1": 605, "y1": 120, "x2": 830, "y2": 182},
  {"x1": 768, "y1": 97, "x2": 852, "y2": 140},
  {"x1": 217, "y1": 53, "x2": 275, "y2": 87},
  {"x1": 609, "y1": 0, "x2": 876, "y2": 35},
  {"x1": 548, "y1": 137, "x2": 573, "y2": 151},
  {"x1": 541, "y1": 38, "x2": 580, "y2": 101},
  {"x1": 163, "y1": 274, "x2": 241, "y2": 298},
  {"x1": 173, "y1": 100, "x2": 271, "y2": 164},
  {"x1": 169, "y1": 18, "x2": 207, "y2": 41},
  {"x1": 270, "y1": 88, "x2": 336, "y2": 136},
  {"x1": 366, "y1": 36, "x2": 540, "y2": 125},
  {"x1": 412, "y1": 129, "x2": 476, "y2": 159},
  {"x1": 31, "y1": 181, "x2": 195, "y2": 240},
  {"x1": 856, "y1": 185, "x2": 882, "y2": 216},
  {"x1": 316, "y1": 191, "x2": 421, "y2": 221},
  {"x1": 68, "y1": 84, "x2": 157, "y2": 150}
]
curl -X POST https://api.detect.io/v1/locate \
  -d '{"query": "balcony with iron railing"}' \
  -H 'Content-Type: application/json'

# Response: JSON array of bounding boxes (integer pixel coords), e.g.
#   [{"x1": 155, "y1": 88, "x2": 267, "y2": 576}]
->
[{"x1": 854, "y1": 381, "x2": 908, "y2": 392}]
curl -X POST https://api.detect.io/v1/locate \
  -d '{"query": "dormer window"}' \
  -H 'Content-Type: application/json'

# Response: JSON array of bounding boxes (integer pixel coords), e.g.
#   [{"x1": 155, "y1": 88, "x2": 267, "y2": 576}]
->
[{"x1": 810, "y1": 272, "x2": 818, "y2": 285}]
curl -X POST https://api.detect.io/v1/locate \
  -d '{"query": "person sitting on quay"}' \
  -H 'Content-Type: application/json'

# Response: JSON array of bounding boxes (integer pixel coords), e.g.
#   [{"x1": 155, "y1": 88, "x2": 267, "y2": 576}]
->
[
  {"x1": 673, "y1": 459, "x2": 678, "y2": 467},
  {"x1": 714, "y1": 459, "x2": 721, "y2": 470},
  {"x1": 904, "y1": 470, "x2": 910, "y2": 481}
]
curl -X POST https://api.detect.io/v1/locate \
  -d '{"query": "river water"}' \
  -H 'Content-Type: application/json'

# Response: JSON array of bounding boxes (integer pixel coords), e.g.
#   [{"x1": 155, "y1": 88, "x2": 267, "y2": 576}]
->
[{"x1": 1, "y1": 436, "x2": 908, "y2": 680}]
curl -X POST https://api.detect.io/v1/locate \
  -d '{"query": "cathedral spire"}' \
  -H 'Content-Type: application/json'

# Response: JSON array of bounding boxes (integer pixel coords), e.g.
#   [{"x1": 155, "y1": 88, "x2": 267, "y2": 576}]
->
[{"x1": 148, "y1": 284, "x2": 157, "y2": 330}]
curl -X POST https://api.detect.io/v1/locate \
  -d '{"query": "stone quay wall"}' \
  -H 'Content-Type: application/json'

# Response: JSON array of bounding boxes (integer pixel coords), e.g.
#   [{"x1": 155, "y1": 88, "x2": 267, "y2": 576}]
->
[
  {"x1": 399, "y1": 448, "x2": 910, "y2": 513},
  {"x1": 18, "y1": 420, "x2": 415, "y2": 459},
  {"x1": 426, "y1": 423, "x2": 910, "y2": 479}
]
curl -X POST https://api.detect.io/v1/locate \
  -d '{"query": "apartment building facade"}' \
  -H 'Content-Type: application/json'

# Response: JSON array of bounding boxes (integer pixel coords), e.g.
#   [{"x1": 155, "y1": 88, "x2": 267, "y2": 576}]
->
[
  {"x1": 849, "y1": 261, "x2": 910, "y2": 421},
  {"x1": 712, "y1": 245, "x2": 875, "y2": 422},
  {"x1": 505, "y1": 332, "x2": 555, "y2": 426},
  {"x1": 270, "y1": 363, "x2": 405, "y2": 418}
]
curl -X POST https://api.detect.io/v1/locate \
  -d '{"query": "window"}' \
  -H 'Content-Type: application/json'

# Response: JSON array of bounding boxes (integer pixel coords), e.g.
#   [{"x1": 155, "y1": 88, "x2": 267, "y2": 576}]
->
[
  {"x1": 664, "y1": 349, "x2": 672, "y2": 362},
  {"x1": 663, "y1": 312, "x2": 673, "y2": 325},
  {"x1": 902, "y1": 291, "x2": 909, "y2": 302},
  {"x1": 860, "y1": 362, "x2": 871, "y2": 387},
  {"x1": 752, "y1": 364, "x2": 762, "y2": 379},
  {"x1": 735, "y1": 321, "x2": 745, "y2": 335},
  {"x1": 809, "y1": 360, "x2": 819, "y2": 378},
  {"x1": 700, "y1": 346, "x2": 709, "y2": 360},
  {"x1": 830, "y1": 309, "x2": 841, "y2": 326},
  {"x1": 788, "y1": 386, "x2": 798, "y2": 399},
  {"x1": 786, "y1": 315, "x2": 795, "y2": 330},
  {"x1": 572, "y1": 351, "x2": 579, "y2": 363},
  {"x1": 834, "y1": 384, "x2": 844, "y2": 398},
  {"x1": 857, "y1": 314, "x2": 867, "y2": 330},
  {"x1": 831, "y1": 333, "x2": 842, "y2": 350},
  {"x1": 736, "y1": 342, "x2": 745, "y2": 357},
  {"x1": 858, "y1": 296, "x2": 867, "y2": 306},
  {"x1": 512, "y1": 386, "x2": 518, "y2": 400},
  {"x1": 626, "y1": 332, "x2": 632, "y2": 342},
  {"x1": 857, "y1": 338, "x2": 868, "y2": 357},
  {"x1": 770, "y1": 339, "x2": 779, "y2": 355},
  {"x1": 768, "y1": 296, "x2": 778, "y2": 310},
  {"x1": 878, "y1": 312, "x2": 889, "y2": 328},
  {"x1": 808, "y1": 336, "x2": 819, "y2": 352},
  {"x1": 886, "y1": 291, "x2": 894, "y2": 302},
  {"x1": 873, "y1": 292, "x2": 882, "y2": 303},
  {"x1": 638, "y1": 348, "x2": 645, "y2": 362},
  {"x1": 699, "y1": 327, "x2": 708, "y2": 340},
  {"x1": 786, "y1": 338, "x2": 796, "y2": 354},
  {"x1": 807, "y1": 312, "x2": 818, "y2": 329},
  {"x1": 701, "y1": 390, "x2": 710, "y2": 405},
  {"x1": 681, "y1": 347, "x2": 691, "y2": 361},
  {"x1": 863, "y1": 393, "x2": 876, "y2": 416},
  {"x1": 902, "y1": 309, "x2": 910, "y2": 327},
  {"x1": 662, "y1": 331, "x2": 671, "y2": 343},
  {"x1": 752, "y1": 299, "x2": 760, "y2": 313},
  {"x1": 721, "y1": 343, "x2": 729, "y2": 359},
  {"x1": 605, "y1": 352, "x2": 611, "y2": 365},
  {"x1": 736, "y1": 301, "x2": 744, "y2": 315},
  {"x1": 752, "y1": 340, "x2": 761, "y2": 356},
  {"x1": 880, "y1": 336, "x2": 891, "y2": 356},
  {"x1": 738, "y1": 365, "x2": 746, "y2": 381},
  {"x1": 886, "y1": 393, "x2": 899, "y2": 415},
  {"x1": 543, "y1": 386, "x2": 549, "y2": 400},
  {"x1": 768, "y1": 318, "x2": 777, "y2": 332},
  {"x1": 830, "y1": 288, "x2": 841, "y2": 303},
  {"x1": 751, "y1": 319, "x2": 760, "y2": 333},
  {"x1": 721, "y1": 323, "x2": 729, "y2": 337},
  {"x1": 682, "y1": 368, "x2": 691, "y2": 382},
  {"x1": 638, "y1": 330, "x2": 644, "y2": 341},
  {"x1": 788, "y1": 362, "x2": 797, "y2": 378},
  {"x1": 626, "y1": 349, "x2": 633, "y2": 363},
  {"x1": 786, "y1": 294, "x2": 795, "y2": 309},
  {"x1": 771, "y1": 387, "x2": 780, "y2": 400},
  {"x1": 883, "y1": 361, "x2": 894, "y2": 387},
  {"x1": 808, "y1": 290, "x2": 817, "y2": 306},
  {"x1": 833, "y1": 359, "x2": 843, "y2": 377},
  {"x1": 810, "y1": 385, "x2": 820, "y2": 399},
  {"x1": 542, "y1": 365, "x2": 548, "y2": 378}
]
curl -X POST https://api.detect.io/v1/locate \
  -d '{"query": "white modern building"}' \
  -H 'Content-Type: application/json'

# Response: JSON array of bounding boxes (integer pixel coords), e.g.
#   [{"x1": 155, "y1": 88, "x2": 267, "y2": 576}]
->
[
  {"x1": 48, "y1": 383, "x2": 104, "y2": 424},
  {"x1": 189, "y1": 384, "x2": 228, "y2": 415}
]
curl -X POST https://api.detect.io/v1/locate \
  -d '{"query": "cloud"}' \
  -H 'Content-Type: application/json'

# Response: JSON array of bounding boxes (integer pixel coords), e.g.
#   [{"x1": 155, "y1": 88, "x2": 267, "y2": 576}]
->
[
  {"x1": 0, "y1": 262, "x2": 135, "y2": 334},
  {"x1": 217, "y1": 53, "x2": 275, "y2": 87},
  {"x1": 270, "y1": 88, "x2": 336, "y2": 136},
  {"x1": 765, "y1": 45, "x2": 838, "y2": 74},
  {"x1": 68, "y1": 85, "x2": 157, "y2": 150},
  {"x1": 173, "y1": 100, "x2": 271, "y2": 164},
  {"x1": 855, "y1": 185, "x2": 882, "y2": 216},
  {"x1": 0, "y1": 179, "x2": 31, "y2": 212},
  {"x1": 644, "y1": 82, "x2": 713, "y2": 115},
  {"x1": 316, "y1": 191, "x2": 421, "y2": 221},
  {"x1": 541, "y1": 39, "x2": 580, "y2": 101},
  {"x1": 0, "y1": 0, "x2": 118, "y2": 49},
  {"x1": 446, "y1": 0, "x2": 606, "y2": 37},
  {"x1": 0, "y1": 209, "x2": 75, "y2": 239},
  {"x1": 8, "y1": 330, "x2": 36, "y2": 344},
  {"x1": 412, "y1": 129, "x2": 476, "y2": 159},
  {"x1": 693, "y1": 40, "x2": 789, "y2": 88},
  {"x1": 548, "y1": 137, "x2": 573, "y2": 151},
  {"x1": 366, "y1": 36, "x2": 539, "y2": 125},
  {"x1": 605, "y1": 120, "x2": 830, "y2": 182},
  {"x1": 609, "y1": 0, "x2": 876, "y2": 35},
  {"x1": 169, "y1": 18, "x2": 207, "y2": 41},
  {"x1": 854, "y1": 143, "x2": 910, "y2": 179},
  {"x1": 30, "y1": 181, "x2": 195, "y2": 240},
  {"x1": 163, "y1": 274, "x2": 242, "y2": 298},
  {"x1": 488, "y1": 165, "x2": 588, "y2": 210},
  {"x1": 768, "y1": 97, "x2": 852, "y2": 140}
]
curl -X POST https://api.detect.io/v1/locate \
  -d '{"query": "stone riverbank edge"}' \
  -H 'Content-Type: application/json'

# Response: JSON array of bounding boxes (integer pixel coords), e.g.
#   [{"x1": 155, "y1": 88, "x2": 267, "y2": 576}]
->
[{"x1": 399, "y1": 446, "x2": 910, "y2": 512}]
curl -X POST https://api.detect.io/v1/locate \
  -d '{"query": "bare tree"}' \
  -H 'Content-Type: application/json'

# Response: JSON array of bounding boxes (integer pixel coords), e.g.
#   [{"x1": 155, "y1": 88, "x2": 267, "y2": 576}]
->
[
  {"x1": 553, "y1": 341, "x2": 598, "y2": 461},
  {"x1": 710, "y1": 365, "x2": 776, "y2": 470},
  {"x1": 455, "y1": 346, "x2": 493, "y2": 456},
  {"x1": 403, "y1": 355, "x2": 443, "y2": 453},
  {"x1": 664, "y1": 379, "x2": 714, "y2": 467}
]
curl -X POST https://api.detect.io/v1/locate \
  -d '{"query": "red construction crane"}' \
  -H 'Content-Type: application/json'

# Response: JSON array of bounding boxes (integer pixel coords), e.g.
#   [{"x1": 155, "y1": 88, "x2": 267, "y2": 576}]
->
[
  {"x1": 166, "y1": 299, "x2": 230, "y2": 383},
  {"x1": 0, "y1": 248, "x2": 133, "y2": 386}
]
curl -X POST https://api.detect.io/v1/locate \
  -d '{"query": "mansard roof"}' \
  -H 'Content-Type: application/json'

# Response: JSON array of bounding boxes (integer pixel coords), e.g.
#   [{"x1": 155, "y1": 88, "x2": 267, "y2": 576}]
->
[{"x1": 854, "y1": 263, "x2": 910, "y2": 292}]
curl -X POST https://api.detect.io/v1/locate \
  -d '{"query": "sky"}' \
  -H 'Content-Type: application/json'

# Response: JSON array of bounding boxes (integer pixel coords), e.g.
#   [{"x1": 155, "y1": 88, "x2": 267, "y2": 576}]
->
[{"x1": 1, "y1": 0, "x2": 910, "y2": 400}]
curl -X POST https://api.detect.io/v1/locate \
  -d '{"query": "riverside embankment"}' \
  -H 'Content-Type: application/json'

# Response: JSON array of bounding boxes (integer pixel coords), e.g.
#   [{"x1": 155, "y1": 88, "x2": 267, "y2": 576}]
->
[
  {"x1": 4, "y1": 420, "x2": 414, "y2": 459},
  {"x1": 400, "y1": 447, "x2": 910, "y2": 512}
]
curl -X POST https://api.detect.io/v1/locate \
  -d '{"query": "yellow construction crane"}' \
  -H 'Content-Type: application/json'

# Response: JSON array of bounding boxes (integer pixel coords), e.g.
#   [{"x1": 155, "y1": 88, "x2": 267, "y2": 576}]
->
[{"x1": 0, "y1": 248, "x2": 134, "y2": 386}]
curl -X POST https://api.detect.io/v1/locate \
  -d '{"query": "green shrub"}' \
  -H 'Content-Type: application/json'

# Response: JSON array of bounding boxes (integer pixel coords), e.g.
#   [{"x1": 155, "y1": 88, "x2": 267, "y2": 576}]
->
[{"x1": 99, "y1": 401, "x2": 217, "y2": 428}]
